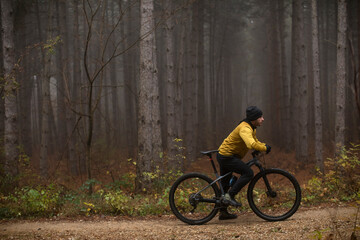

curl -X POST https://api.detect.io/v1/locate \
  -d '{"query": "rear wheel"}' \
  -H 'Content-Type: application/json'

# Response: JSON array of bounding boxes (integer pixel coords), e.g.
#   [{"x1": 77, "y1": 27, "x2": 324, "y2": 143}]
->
[
  {"x1": 169, "y1": 172, "x2": 220, "y2": 225},
  {"x1": 247, "y1": 168, "x2": 301, "y2": 221}
]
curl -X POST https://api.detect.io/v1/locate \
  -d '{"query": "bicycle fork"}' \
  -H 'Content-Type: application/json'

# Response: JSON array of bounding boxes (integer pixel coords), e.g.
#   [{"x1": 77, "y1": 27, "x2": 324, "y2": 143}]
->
[
  {"x1": 260, "y1": 171, "x2": 277, "y2": 198},
  {"x1": 251, "y1": 161, "x2": 276, "y2": 198}
]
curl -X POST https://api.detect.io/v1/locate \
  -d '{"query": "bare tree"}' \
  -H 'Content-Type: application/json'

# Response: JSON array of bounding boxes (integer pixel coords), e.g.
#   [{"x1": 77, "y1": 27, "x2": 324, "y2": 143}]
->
[
  {"x1": 311, "y1": 0, "x2": 324, "y2": 172},
  {"x1": 75, "y1": 0, "x2": 138, "y2": 191},
  {"x1": 335, "y1": 0, "x2": 347, "y2": 147},
  {"x1": 1, "y1": 0, "x2": 19, "y2": 179},
  {"x1": 81, "y1": 1, "x2": 110, "y2": 192}
]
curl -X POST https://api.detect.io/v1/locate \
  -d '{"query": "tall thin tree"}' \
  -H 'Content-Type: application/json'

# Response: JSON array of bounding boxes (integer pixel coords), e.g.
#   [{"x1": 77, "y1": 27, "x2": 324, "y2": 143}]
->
[
  {"x1": 1, "y1": 0, "x2": 19, "y2": 179},
  {"x1": 291, "y1": 0, "x2": 308, "y2": 163},
  {"x1": 311, "y1": 0, "x2": 324, "y2": 172},
  {"x1": 136, "y1": 0, "x2": 162, "y2": 191},
  {"x1": 39, "y1": 0, "x2": 56, "y2": 177},
  {"x1": 335, "y1": 0, "x2": 347, "y2": 147},
  {"x1": 164, "y1": 0, "x2": 180, "y2": 170}
]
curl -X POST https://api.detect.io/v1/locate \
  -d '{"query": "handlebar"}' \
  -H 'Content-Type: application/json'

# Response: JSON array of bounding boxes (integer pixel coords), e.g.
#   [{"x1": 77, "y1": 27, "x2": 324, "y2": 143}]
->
[{"x1": 251, "y1": 150, "x2": 261, "y2": 158}]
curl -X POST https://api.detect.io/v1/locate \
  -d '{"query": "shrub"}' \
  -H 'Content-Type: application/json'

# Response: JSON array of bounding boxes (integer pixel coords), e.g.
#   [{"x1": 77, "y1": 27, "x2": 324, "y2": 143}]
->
[
  {"x1": 303, "y1": 144, "x2": 360, "y2": 203},
  {"x1": 1, "y1": 184, "x2": 62, "y2": 217},
  {"x1": 103, "y1": 190, "x2": 134, "y2": 215},
  {"x1": 103, "y1": 186, "x2": 172, "y2": 216}
]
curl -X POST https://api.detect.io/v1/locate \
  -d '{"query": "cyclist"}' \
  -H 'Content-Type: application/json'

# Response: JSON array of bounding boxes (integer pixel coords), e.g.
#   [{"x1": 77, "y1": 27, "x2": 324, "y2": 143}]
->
[{"x1": 217, "y1": 106, "x2": 271, "y2": 220}]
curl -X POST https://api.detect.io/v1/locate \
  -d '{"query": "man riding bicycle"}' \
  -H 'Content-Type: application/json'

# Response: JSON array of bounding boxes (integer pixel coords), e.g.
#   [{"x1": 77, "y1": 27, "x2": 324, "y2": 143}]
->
[{"x1": 217, "y1": 106, "x2": 271, "y2": 220}]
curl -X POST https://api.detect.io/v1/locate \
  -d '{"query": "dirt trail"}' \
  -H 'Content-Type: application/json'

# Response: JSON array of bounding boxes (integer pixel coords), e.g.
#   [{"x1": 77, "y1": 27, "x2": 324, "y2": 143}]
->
[{"x1": 0, "y1": 206, "x2": 358, "y2": 240}]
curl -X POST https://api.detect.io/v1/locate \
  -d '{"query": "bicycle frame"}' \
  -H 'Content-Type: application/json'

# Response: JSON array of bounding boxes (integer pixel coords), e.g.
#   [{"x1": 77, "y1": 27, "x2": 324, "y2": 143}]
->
[{"x1": 197, "y1": 150, "x2": 272, "y2": 201}]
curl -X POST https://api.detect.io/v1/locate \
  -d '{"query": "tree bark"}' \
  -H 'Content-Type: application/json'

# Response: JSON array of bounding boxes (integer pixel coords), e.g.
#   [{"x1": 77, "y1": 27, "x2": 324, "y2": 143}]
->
[
  {"x1": 311, "y1": 0, "x2": 324, "y2": 172},
  {"x1": 335, "y1": 0, "x2": 347, "y2": 147},
  {"x1": 39, "y1": 0, "x2": 56, "y2": 178},
  {"x1": 66, "y1": 0, "x2": 81, "y2": 176},
  {"x1": 1, "y1": 0, "x2": 19, "y2": 179},
  {"x1": 136, "y1": 0, "x2": 162, "y2": 192},
  {"x1": 122, "y1": 0, "x2": 137, "y2": 158},
  {"x1": 109, "y1": 1, "x2": 120, "y2": 148},
  {"x1": 196, "y1": 1, "x2": 205, "y2": 152},
  {"x1": 164, "y1": 0, "x2": 180, "y2": 170},
  {"x1": 55, "y1": 0, "x2": 68, "y2": 153},
  {"x1": 291, "y1": 0, "x2": 308, "y2": 163},
  {"x1": 278, "y1": 0, "x2": 291, "y2": 152},
  {"x1": 184, "y1": 4, "x2": 197, "y2": 166},
  {"x1": 267, "y1": 0, "x2": 282, "y2": 146},
  {"x1": 0, "y1": 3, "x2": 3, "y2": 157}
]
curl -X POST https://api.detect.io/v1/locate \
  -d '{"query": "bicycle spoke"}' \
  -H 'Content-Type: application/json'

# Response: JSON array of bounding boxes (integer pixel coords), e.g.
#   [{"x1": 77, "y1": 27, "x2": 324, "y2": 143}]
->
[
  {"x1": 248, "y1": 169, "x2": 301, "y2": 221},
  {"x1": 174, "y1": 178, "x2": 215, "y2": 217},
  {"x1": 169, "y1": 173, "x2": 220, "y2": 225}
]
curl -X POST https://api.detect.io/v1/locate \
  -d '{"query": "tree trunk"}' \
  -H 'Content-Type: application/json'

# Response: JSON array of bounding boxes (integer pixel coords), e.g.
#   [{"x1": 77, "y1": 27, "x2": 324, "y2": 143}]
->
[
  {"x1": 357, "y1": 0, "x2": 360, "y2": 117},
  {"x1": 335, "y1": 0, "x2": 347, "y2": 147},
  {"x1": 174, "y1": 8, "x2": 186, "y2": 169},
  {"x1": 16, "y1": 13, "x2": 34, "y2": 158},
  {"x1": 55, "y1": 0, "x2": 67, "y2": 153},
  {"x1": 39, "y1": 0, "x2": 56, "y2": 178},
  {"x1": 0, "y1": 3, "x2": 3, "y2": 160},
  {"x1": 184, "y1": 4, "x2": 197, "y2": 166},
  {"x1": 209, "y1": 2, "x2": 217, "y2": 147},
  {"x1": 122, "y1": 0, "x2": 137, "y2": 158},
  {"x1": 164, "y1": 0, "x2": 181, "y2": 170},
  {"x1": 1, "y1": 0, "x2": 19, "y2": 179},
  {"x1": 311, "y1": 0, "x2": 324, "y2": 172},
  {"x1": 278, "y1": 0, "x2": 291, "y2": 152},
  {"x1": 267, "y1": 0, "x2": 282, "y2": 146},
  {"x1": 196, "y1": 1, "x2": 205, "y2": 152},
  {"x1": 110, "y1": 2, "x2": 120, "y2": 148},
  {"x1": 67, "y1": 0, "x2": 81, "y2": 176},
  {"x1": 291, "y1": 0, "x2": 308, "y2": 163},
  {"x1": 136, "y1": 0, "x2": 162, "y2": 192}
]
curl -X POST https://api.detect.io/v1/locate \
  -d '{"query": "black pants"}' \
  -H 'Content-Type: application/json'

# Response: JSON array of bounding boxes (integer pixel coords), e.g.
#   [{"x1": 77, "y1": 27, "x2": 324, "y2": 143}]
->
[{"x1": 216, "y1": 152, "x2": 254, "y2": 197}]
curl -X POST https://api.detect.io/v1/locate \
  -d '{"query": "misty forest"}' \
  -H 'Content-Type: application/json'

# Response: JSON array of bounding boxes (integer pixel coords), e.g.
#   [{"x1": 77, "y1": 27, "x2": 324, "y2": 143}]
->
[{"x1": 0, "y1": 0, "x2": 360, "y2": 224}]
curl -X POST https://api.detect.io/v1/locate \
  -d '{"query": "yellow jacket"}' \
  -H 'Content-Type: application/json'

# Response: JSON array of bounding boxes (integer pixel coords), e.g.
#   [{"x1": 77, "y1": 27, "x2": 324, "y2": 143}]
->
[{"x1": 218, "y1": 120, "x2": 267, "y2": 158}]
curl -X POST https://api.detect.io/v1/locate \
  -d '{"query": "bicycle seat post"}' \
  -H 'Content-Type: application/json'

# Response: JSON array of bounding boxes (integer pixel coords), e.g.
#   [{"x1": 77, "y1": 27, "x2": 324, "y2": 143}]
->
[
  {"x1": 201, "y1": 150, "x2": 225, "y2": 196},
  {"x1": 207, "y1": 153, "x2": 220, "y2": 178}
]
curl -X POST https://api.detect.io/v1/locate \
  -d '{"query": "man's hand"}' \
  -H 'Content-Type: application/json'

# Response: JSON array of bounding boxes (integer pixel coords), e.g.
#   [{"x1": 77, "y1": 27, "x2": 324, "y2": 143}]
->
[{"x1": 265, "y1": 144, "x2": 271, "y2": 154}]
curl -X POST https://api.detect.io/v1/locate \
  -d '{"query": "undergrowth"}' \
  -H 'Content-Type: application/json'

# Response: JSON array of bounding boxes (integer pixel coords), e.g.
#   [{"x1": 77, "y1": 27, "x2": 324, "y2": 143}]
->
[
  {"x1": 0, "y1": 169, "x2": 181, "y2": 218},
  {"x1": 303, "y1": 143, "x2": 360, "y2": 205},
  {"x1": 0, "y1": 144, "x2": 359, "y2": 219}
]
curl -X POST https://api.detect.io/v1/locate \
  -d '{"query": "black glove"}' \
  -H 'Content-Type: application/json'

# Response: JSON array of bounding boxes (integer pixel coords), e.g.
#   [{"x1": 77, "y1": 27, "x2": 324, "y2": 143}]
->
[
  {"x1": 265, "y1": 144, "x2": 271, "y2": 154},
  {"x1": 252, "y1": 150, "x2": 261, "y2": 157}
]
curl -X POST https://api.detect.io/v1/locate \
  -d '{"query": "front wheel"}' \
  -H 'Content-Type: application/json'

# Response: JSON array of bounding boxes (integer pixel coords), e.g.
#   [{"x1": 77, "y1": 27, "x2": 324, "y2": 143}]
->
[
  {"x1": 247, "y1": 168, "x2": 301, "y2": 221},
  {"x1": 169, "y1": 172, "x2": 220, "y2": 225}
]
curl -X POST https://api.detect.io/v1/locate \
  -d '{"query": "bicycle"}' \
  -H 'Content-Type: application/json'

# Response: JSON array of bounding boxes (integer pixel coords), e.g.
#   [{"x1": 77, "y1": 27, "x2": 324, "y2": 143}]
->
[{"x1": 169, "y1": 150, "x2": 301, "y2": 225}]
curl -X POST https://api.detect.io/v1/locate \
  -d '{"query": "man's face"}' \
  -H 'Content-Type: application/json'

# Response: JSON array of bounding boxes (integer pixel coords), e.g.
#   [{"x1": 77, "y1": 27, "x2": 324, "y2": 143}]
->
[{"x1": 252, "y1": 116, "x2": 264, "y2": 127}]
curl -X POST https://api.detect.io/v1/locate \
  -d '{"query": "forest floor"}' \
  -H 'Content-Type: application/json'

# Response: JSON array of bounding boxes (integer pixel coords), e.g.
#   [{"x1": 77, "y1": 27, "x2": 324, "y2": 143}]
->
[{"x1": 0, "y1": 205, "x2": 359, "y2": 240}]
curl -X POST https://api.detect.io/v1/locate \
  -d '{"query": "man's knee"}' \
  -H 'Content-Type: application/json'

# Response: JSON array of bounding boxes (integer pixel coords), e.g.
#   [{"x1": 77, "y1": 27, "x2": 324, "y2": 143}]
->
[{"x1": 245, "y1": 168, "x2": 254, "y2": 179}]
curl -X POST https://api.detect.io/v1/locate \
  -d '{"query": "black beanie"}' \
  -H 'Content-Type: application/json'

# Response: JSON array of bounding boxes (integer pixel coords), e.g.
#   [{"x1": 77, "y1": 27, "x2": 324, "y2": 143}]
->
[{"x1": 246, "y1": 106, "x2": 263, "y2": 121}]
